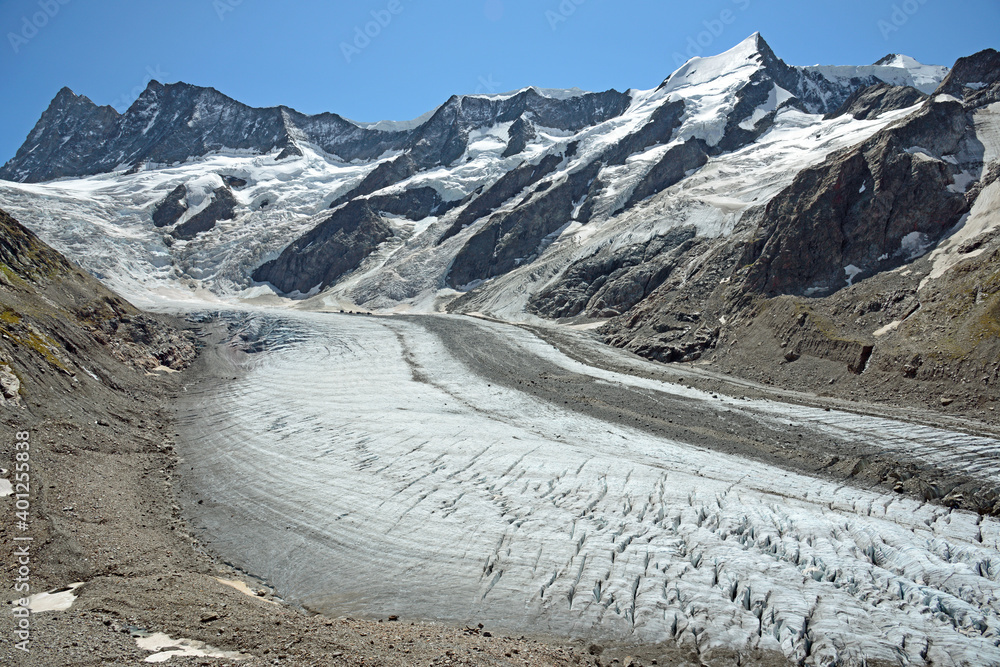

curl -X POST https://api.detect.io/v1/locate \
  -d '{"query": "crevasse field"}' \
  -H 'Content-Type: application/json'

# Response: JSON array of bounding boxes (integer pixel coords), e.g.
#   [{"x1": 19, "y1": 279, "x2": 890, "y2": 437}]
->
[{"x1": 176, "y1": 311, "x2": 1000, "y2": 666}]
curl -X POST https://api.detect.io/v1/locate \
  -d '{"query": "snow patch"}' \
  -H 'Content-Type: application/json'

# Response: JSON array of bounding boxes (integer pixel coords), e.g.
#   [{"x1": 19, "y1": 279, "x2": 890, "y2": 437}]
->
[
  {"x1": 183, "y1": 173, "x2": 225, "y2": 209},
  {"x1": 948, "y1": 171, "x2": 975, "y2": 194},
  {"x1": 874, "y1": 320, "x2": 901, "y2": 337},
  {"x1": 136, "y1": 632, "x2": 250, "y2": 663},
  {"x1": 900, "y1": 231, "x2": 932, "y2": 260},
  {"x1": 844, "y1": 264, "x2": 863, "y2": 286},
  {"x1": 933, "y1": 94, "x2": 963, "y2": 104},
  {"x1": 215, "y1": 578, "x2": 281, "y2": 605},
  {"x1": 27, "y1": 582, "x2": 85, "y2": 612},
  {"x1": 904, "y1": 145, "x2": 935, "y2": 158}
]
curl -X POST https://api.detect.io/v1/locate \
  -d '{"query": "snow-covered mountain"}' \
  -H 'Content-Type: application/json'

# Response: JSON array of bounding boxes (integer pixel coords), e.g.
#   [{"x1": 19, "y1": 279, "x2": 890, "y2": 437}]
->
[
  {"x1": 1, "y1": 34, "x2": 997, "y2": 407},
  {"x1": 0, "y1": 34, "x2": 950, "y2": 297}
]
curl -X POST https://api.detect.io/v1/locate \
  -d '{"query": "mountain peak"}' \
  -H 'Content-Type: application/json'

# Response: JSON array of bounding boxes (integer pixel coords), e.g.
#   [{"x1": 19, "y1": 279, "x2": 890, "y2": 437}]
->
[
  {"x1": 870, "y1": 53, "x2": 950, "y2": 94},
  {"x1": 725, "y1": 32, "x2": 778, "y2": 63},
  {"x1": 937, "y1": 47, "x2": 1000, "y2": 95},
  {"x1": 47, "y1": 86, "x2": 105, "y2": 113},
  {"x1": 54, "y1": 85, "x2": 78, "y2": 100},
  {"x1": 660, "y1": 33, "x2": 782, "y2": 95},
  {"x1": 874, "y1": 53, "x2": 917, "y2": 68}
]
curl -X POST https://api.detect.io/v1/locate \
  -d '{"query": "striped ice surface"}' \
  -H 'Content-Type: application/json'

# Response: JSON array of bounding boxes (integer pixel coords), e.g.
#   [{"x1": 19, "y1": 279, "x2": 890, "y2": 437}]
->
[{"x1": 177, "y1": 312, "x2": 1000, "y2": 666}]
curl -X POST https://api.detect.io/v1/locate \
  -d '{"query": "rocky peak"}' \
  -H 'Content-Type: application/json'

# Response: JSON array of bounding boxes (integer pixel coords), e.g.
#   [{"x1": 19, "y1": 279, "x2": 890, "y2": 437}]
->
[
  {"x1": 0, "y1": 87, "x2": 121, "y2": 183},
  {"x1": 824, "y1": 83, "x2": 927, "y2": 121},
  {"x1": 937, "y1": 48, "x2": 1000, "y2": 98}
]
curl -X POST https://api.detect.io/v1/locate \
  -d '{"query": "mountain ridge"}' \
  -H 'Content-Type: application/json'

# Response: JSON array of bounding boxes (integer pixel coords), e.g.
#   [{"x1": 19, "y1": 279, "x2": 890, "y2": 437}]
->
[
  {"x1": 1, "y1": 33, "x2": 948, "y2": 184},
  {"x1": 3, "y1": 36, "x2": 997, "y2": 418}
]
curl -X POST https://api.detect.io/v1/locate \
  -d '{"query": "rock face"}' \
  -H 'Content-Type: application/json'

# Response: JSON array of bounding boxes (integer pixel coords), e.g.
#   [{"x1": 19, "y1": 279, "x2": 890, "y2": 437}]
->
[
  {"x1": 824, "y1": 83, "x2": 927, "y2": 121},
  {"x1": 252, "y1": 201, "x2": 393, "y2": 294},
  {"x1": 621, "y1": 139, "x2": 710, "y2": 211},
  {"x1": 936, "y1": 48, "x2": 1000, "y2": 97},
  {"x1": 739, "y1": 95, "x2": 972, "y2": 298},
  {"x1": 447, "y1": 159, "x2": 604, "y2": 288},
  {"x1": 502, "y1": 117, "x2": 536, "y2": 158},
  {"x1": 0, "y1": 88, "x2": 120, "y2": 183},
  {"x1": 173, "y1": 187, "x2": 239, "y2": 240},
  {"x1": 528, "y1": 227, "x2": 700, "y2": 319},
  {"x1": 152, "y1": 184, "x2": 188, "y2": 228},
  {"x1": 330, "y1": 155, "x2": 419, "y2": 209},
  {"x1": 150, "y1": 182, "x2": 240, "y2": 240},
  {"x1": 596, "y1": 48, "x2": 1000, "y2": 414},
  {"x1": 438, "y1": 153, "x2": 566, "y2": 244},
  {"x1": 363, "y1": 186, "x2": 460, "y2": 221}
]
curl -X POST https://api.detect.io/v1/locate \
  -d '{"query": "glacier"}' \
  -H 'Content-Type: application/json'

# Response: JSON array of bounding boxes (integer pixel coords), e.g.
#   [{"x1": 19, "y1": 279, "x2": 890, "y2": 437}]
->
[{"x1": 175, "y1": 311, "x2": 1000, "y2": 666}]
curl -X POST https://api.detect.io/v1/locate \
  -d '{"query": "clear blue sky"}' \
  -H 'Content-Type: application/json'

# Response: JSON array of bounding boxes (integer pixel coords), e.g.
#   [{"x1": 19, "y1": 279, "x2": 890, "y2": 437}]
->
[{"x1": 1, "y1": 0, "x2": 996, "y2": 164}]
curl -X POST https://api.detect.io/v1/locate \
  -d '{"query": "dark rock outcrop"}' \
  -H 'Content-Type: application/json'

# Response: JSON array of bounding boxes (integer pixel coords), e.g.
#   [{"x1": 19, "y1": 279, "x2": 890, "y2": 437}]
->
[
  {"x1": 364, "y1": 186, "x2": 460, "y2": 221},
  {"x1": 824, "y1": 83, "x2": 927, "y2": 121},
  {"x1": 329, "y1": 155, "x2": 419, "y2": 209},
  {"x1": 222, "y1": 175, "x2": 248, "y2": 189},
  {"x1": 438, "y1": 153, "x2": 565, "y2": 244},
  {"x1": 621, "y1": 140, "x2": 710, "y2": 211},
  {"x1": 253, "y1": 201, "x2": 392, "y2": 294},
  {"x1": 173, "y1": 187, "x2": 239, "y2": 240},
  {"x1": 502, "y1": 117, "x2": 536, "y2": 158},
  {"x1": 739, "y1": 96, "x2": 971, "y2": 297},
  {"x1": 447, "y1": 159, "x2": 603, "y2": 288},
  {"x1": 936, "y1": 48, "x2": 1000, "y2": 98},
  {"x1": 603, "y1": 101, "x2": 687, "y2": 167},
  {"x1": 151, "y1": 184, "x2": 188, "y2": 228},
  {"x1": 0, "y1": 88, "x2": 120, "y2": 183},
  {"x1": 528, "y1": 227, "x2": 699, "y2": 319}
]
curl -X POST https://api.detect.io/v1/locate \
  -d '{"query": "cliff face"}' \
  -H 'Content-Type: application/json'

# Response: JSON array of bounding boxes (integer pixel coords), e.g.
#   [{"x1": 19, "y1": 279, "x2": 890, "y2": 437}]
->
[
  {"x1": 252, "y1": 201, "x2": 393, "y2": 295},
  {"x1": 739, "y1": 95, "x2": 971, "y2": 298}
]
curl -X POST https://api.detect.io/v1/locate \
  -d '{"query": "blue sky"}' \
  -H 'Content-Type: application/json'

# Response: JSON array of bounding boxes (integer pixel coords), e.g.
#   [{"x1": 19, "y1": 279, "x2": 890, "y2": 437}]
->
[{"x1": 1, "y1": 0, "x2": 996, "y2": 164}]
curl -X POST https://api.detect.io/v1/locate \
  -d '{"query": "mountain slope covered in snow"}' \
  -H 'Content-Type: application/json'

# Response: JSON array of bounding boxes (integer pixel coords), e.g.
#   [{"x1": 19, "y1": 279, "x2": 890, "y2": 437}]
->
[{"x1": 1, "y1": 35, "x2": 997, "y2": 412}]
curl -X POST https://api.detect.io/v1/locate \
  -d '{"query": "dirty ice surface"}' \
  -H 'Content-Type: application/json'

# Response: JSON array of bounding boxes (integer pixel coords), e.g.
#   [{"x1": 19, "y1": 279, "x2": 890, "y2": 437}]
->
[{"x1": 177, "y1": 311, "x2": 1000, "y2": 666}]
